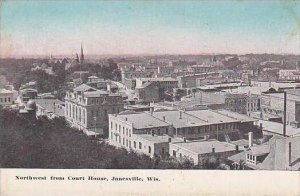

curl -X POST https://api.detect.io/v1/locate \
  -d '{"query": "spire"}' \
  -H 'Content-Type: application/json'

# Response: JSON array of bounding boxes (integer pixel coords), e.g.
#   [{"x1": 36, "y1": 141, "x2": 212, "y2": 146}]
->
[{"x1": 80, "y1": 42, "x2": 84, "y2": 63}]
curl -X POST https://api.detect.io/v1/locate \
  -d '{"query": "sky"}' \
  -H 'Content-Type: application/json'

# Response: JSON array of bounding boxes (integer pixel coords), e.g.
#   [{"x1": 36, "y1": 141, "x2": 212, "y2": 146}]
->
[{"x1": 0, "y1": 0, "x2": 300, "y2": 57}]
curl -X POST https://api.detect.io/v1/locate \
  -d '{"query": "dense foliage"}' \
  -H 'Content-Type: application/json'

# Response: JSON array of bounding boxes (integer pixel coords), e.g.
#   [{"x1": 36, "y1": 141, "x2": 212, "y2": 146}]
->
[{"x1": 0, "y1": 107, "x2": 195, "y2": 169}]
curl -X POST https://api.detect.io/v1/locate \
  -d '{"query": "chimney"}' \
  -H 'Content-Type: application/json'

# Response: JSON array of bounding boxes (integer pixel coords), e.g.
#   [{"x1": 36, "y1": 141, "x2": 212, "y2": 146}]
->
[
  {"x1": 212, "y1": 146, "x2": 215, "y2": 153},
  {"x1": 235, "y1": 145, "x2": 239, "y2": 152},
  {"x1": 260, "y1": 123, "x2": 263, "y2": 131},
  {"x1": 248, "y1": 132, "x2": 253, "y2": 147},
  {"x1": 168, "y1": 138, "x2": 172, "y2": 143},
  {"x1": 288, "y1": 142, "x2": 292, "y2": 166},
  {"x1": 150, "y1": 107, "x2": 154, "y2": 115},
  {"x1": 179, "y1": 111, "x2": 182, "y2": 119}
]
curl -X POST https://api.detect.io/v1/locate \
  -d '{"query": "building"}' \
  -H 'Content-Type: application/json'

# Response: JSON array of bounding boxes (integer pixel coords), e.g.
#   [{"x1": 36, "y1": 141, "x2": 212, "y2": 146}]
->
[
  {"x1": 0, "y1": 88, "x2": 14, "y2": 107},
  {"x1": 224, "y1": 93, "x2": 260, "y2": 115},
  {"x1": 188, "y1": 64, "x2": 218, "y2": 74},
  {"x1": 278, "y1": 61, "x2": 300, "y2": 81},
  {"x1": 35, "y1": 99, "x2": 65, "y2": 119},
  {"x1": 135, "y1": 78, "x2": 178, "y2": 103},
  {"x1": 229, "y1": 135, "x2": 300, "y2": 170},
  {"x1": 109, "y1": 111, "x2": 171, "y2": 157},
  {"x1": 108, "y1": 109, "x2": 257, "y2": 158},
  {"x1": 19, "y1": 88, "x2": 38, "y2": 102},
  {"x1": 170, "y1": 139, "x2": 238, "y2": 165},
  {"x1": 157, "y1": 65, "x2": 176, "y2": 77},
  {"x1": 121, "y1": 69, "x2": 153, "y2": 84},
  {"x1": 260, "y1": 90, "x2": 300, "y2": 127},
  {"x1": 87, "y1": 76, "x2": 118, "y2": 92},
  {"x1": 65, "y1": 84, "x2": 124, "y2": 136},
  {"x1": 177, "y1": 72, "x2": 220, "y2": 88}
]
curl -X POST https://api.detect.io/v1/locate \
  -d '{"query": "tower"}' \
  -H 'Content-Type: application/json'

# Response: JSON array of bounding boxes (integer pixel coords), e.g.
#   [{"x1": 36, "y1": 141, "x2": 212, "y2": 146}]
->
[{"x1": 80, "y1": 43, "x2": 84, "y2": 64}]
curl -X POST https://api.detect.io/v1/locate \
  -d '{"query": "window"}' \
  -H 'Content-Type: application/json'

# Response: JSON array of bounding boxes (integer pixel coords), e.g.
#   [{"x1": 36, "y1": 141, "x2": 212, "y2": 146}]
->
[
  {"x1": 126, "y1": 139, "x2": 128, "y2": 147},
  {"x1": 134, "y1": 141, "x2": 136, "y2": 148},
  {"x1": 123, "y1": 127, "x2": 125, "y2": 134},
  {"x1": 8, "y1": 98, "x2": 10, "y2": 102},
  {"x1": 4, "y1": 98, "x2": 7, "y2": 102},
  {"x1": 115, "y1": 123, "x2": 117, "y2": 130},
  {"x1": 0, "y1": 98, "x2": 2, "y2": 102},
  {"x1": 148, "y1": 146, "x2": 151, "y2": 154},
  {"x1": 129, "y1": 141, "x2": 131, "y2": 148},
  {"x1": 111, "y1": 122, "x2": 113, "y2": 129},
  {"x1": 173, "y1": 150, "x2": 176, "y2": 157},
  {"x1": 123, "y1": 138, "x2": 125, "y2": 145},
  {"x1": 139, "y1": 142, "x2": 142, "y2": 149},
  {"x1": 119, "y1": 136, "x2": 121, "y2": 143},
  {"x1": 126, "y1": 128, "x2": 128, "y2": 136}
]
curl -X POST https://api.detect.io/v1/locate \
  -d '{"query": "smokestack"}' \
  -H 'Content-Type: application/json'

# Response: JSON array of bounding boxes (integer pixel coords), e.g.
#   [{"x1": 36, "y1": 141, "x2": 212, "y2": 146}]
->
[
  {"x1": 179, "y1": 111, "x2": 182, "y2": 119},
  {"x1": 248, "y1": 132, "x2": 253, "y2": 147},
  {"x1": 289, "y1": 142, "x2": 292, "y2": 166}
]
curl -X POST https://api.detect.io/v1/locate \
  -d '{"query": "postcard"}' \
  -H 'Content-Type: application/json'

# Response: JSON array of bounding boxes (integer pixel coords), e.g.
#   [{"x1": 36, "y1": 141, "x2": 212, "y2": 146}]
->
[{"x1": 0, "y1": 0, "x2": 300, "y2": 195}]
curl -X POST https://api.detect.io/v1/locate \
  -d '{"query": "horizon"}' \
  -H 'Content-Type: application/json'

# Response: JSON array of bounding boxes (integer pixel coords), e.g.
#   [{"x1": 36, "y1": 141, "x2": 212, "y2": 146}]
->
[{"x1": 1, "y1": 1, "x2": 300, "y2": 58}]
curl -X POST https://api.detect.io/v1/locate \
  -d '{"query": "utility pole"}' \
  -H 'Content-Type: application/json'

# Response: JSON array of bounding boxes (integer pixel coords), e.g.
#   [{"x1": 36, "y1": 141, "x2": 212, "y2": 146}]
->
[{"x1": 283, "y1": 91, "x2": 287, "y2": 137}]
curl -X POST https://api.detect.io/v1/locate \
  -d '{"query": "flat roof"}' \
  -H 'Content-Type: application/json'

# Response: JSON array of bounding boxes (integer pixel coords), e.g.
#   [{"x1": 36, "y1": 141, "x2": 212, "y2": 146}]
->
[
  {"x1": 84, "y1": 90, "x2": 108, "y2": 97},
  {"x1": 33, "y1": 99, "x2": 65, "y2": 117},
  {"x1": 135, "y1": 134, "x2": 170, "y2": 143},
  {"x1": 115, "y1": 109, "x2": 244, "y2": 130},
  {"x1": 186, "y1": 110, "x2": 240, "y2": 124},
  {"x1": 257, "y1": 120, "x2": 300, "y2": 137},
  {"x1": 171, "y1": 140, "x2": 236, "y2": 155},
  {"x1": 216, "y1": 109, "x2": 257, "y2": 123},
  {"x1": 115, "y1": 112, "x2": 170, "y2": 129}
]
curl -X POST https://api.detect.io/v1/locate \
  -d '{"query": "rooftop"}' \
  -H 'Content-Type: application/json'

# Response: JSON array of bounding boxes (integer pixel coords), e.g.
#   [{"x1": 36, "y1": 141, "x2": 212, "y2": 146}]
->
[
  {"x1": 33, "y1": 99, "x2": 65, "y2": 117},
  {"x1": 0, "y1": 89, "x2": 13, "y2": 94},
  {"x1": 257, "y1": 120, "x2": 300, "y2": 137},
  {"x1": 216, "y1": 109, "x2": 257, "y2": 123},
  {"x1": 115, "y1": 112, "x2": 170, "y2": 129},
  {"x1": 171, "y1": 140, "x2": 236, "y2": 155},
  {"x1": 74, "y1": 84, "x2": 97, "y2": 92},
  {"x1": 135, "y1": 134, "x2": 170, "y2": 143}
]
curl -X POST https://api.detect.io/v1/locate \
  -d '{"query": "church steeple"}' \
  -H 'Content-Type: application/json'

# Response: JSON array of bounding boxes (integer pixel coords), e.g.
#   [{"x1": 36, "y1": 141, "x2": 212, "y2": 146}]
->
[{"x1": 80, "y1": 43, "x2": 84, "y2": 64}]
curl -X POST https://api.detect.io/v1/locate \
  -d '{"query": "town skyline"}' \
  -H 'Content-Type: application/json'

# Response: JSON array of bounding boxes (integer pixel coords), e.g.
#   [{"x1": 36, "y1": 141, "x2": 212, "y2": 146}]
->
[{"x1": 1, "y1": 1, "x2": 300, "y2": 58}]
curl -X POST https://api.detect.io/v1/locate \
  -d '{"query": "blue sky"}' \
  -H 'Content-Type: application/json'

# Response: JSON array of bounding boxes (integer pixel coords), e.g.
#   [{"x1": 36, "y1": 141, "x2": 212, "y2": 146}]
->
[{"x1": 1, "y1": 1, "x2": 300, "y2": 57}]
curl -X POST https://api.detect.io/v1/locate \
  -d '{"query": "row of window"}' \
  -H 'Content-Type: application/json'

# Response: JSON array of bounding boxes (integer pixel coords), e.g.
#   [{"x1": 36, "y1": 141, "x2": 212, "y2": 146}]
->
[
  {"x1": 246, "y1": 154, "x2": 256, "y2": 164},
  {"x1": 177, "y1": 123, "x2": 237, "y2": 135},
  {"x1": 0, "y1": 97, "x2": 11, "y2": 103},
  {"x1": 113, "y1": 134, "x2": 152, "y2": 154},
  {"x1": 111, "y1": 121, "x2": 132, "y2": 137},
  {"x1": 65, "y1": 102, "x2": 86, "y2": 125}
]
